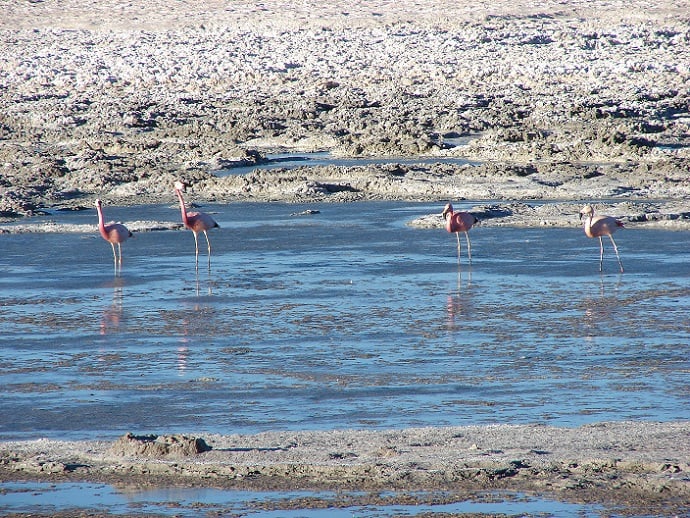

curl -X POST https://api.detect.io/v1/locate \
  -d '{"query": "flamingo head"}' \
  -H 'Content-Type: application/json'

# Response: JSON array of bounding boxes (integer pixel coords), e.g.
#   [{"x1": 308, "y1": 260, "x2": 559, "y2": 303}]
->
[
  {"x1": 441, "y1": 203, "x2": 453, "y2": 220},
  {"x1": 174, "y1": 180, "x2": 188, "y2": 192},
  {"x1": 95, "y1": 198, "x2": 102, "y2": 208},
  {"x1": 579, "y1": 204, "x2": 594, "y2": 220}
]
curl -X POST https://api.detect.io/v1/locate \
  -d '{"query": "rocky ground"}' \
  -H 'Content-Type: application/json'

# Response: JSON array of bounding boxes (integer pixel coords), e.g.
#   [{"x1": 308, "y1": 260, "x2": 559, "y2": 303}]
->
[
  {"x1": 0, "y1": 0, "x2": 689, "y2": 228},
  {"x1": 1, "y1": 422, "x2": 689, "y2": 515}
]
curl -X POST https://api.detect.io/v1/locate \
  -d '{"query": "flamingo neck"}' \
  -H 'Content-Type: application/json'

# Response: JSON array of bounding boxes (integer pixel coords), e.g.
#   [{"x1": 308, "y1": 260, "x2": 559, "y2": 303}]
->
[
  {"x1": 96, "y1": 205, "x2": 109, "y2": 239},
  {"x1": 445, "y1": 211, "x2": 456, "y2": 233},
  {"x1": 175, "y1": 189, "x2": 190, "y2": 225},
  {"x1": 583, "y1": 214, "x2": 594, "y2": 237}
]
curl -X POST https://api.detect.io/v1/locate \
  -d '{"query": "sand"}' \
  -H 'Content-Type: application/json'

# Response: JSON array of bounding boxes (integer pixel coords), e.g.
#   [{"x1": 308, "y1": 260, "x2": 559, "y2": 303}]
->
[
  {"x1": 1, "y1": 1, "x2": 689, "y2": 514},
  {"x1": 1, "y1": 422, "x2": 689, "y2": 515}
]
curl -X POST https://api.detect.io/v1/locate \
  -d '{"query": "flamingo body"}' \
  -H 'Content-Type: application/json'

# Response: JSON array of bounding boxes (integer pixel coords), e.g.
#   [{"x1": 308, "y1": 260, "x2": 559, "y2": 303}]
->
[
  {"x1": 441, "y1": 202, "x2": 478, "y2": 263},
  {"x1": 95, "y1": 198, "x2": 132, "y2": 264},
  {"x1": 182, "y1": 210, "x2": 218, "y2": 235},
  {"x1": 444, "y1": 209, "x2": 476, "y2": 234},
  {"x1": 579, "y1": 204, "x2": 624, "y2": 273},
  {"x1": 174, "y1": 181, "x2": 219, "y2": 264}
]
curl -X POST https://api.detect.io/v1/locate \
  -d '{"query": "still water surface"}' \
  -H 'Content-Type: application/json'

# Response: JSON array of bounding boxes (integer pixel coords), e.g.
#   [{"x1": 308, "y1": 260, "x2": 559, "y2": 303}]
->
[
  {"x1": 0, "y1": 481, "x2": 607, "y2": 517},
  {"x1": 0, "y1": 201, "x2": 688, "y2": 441},
  {"x1": 215, "y1": 150, "x2": 476, "y2": 175}
]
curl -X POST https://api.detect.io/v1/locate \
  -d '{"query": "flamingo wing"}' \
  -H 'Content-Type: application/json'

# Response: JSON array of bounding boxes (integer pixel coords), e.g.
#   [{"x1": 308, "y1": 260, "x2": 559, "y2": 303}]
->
[
  {"x1": 448, "y1": 212, "x2": 475, "y2": 233},
  {"x1": 186, "y1": 211, "x2": 219, "y2": 232},
  {"x1": 590, "y1": 215, "x2": 623, "y2": 236},
  {"x1": 104, "y1": 223, "x2": 132, "y2": 243}
]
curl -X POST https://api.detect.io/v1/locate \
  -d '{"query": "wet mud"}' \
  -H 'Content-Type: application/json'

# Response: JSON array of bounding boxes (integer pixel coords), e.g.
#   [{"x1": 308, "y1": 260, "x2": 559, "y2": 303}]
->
[
  {"x1": 1, "y1": 423, "x2": 689, "y2": 516},
  {"x1": 0, "y1": 0, "x2": 689, "y2": 226}
]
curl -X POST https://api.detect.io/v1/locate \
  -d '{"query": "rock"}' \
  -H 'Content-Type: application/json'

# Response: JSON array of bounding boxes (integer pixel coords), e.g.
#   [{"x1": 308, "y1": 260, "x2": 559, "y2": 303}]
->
[
  {"x1": 290, "y1": 209, "x2": 321, "y2": 216},
  {"x1": 108, "y1": 433, "x2": 211, "y2": 458}
]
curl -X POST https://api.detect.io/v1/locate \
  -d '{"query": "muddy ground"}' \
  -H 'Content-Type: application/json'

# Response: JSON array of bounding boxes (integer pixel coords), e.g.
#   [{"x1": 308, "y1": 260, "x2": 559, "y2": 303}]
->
[
  {"x1": 1, "y1": 422, "x2": 689, "y2": 516},
  {"x1": 0, "y1": 0, "x2": 689, "y2": 229}
]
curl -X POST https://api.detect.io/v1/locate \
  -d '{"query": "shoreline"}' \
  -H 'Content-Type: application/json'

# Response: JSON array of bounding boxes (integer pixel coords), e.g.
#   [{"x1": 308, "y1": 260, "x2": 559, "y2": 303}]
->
[
  {"x1": 1, "y1": 0, "x2": 689, "y2": 222},
  {"x1": 2, "y1": 421, "x2": 689, "y2": 514},
  {"x1": 2, "y1": 197, "x2": 689, "y2": 234}
]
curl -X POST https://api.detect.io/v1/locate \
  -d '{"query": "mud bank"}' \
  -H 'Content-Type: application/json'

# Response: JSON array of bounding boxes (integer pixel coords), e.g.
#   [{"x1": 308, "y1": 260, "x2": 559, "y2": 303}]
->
[
  {"x1": 0, "y1": 0, "x2": 689, "y2": 225},
  {"x1": 1, "y1": 423, "x2": 689, "y2": 515}
]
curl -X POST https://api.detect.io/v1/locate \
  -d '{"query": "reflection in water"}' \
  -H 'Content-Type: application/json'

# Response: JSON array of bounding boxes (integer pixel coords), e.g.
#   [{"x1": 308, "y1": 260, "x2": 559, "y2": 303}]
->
[
  {"x1": 458, "y1": 264, "x2": 472, "y2": 288},
  {"x1": 179, "y1": 268, "x2": 217, "y2": 374},
  {"x1": 1, "y1": 203, "x2": 688, "y2": 441},
  {"x1": 0, "y1": 480, "x2": 610, "y2": 517},
  {"x1": 216, "y1": 149, "x2": 477, "y2": 176},
  {"x1": 582, "y1": 275, "x2": 624, "y2": 338},
  {"x1": 599, "y1": 272, "x2": 623, "y2": 296},
  {"x1": 111, "y1": 244, "x2": 134, "y2": 277},
  {"x1": 100, "y1": 279, "x2": 125, "y2": 335},
  {"x1": 195, "y1": 252, "x2": 212, "y2": 275},
  {"x1": 177, "y1": 345, "x2": 189, "y2": 374},
  {"x1": 195, "y1": 267, "x2": 214, "y2": 297},
  {"x1": 446, "y1": 266, "x2": 473, "y2": 331}
]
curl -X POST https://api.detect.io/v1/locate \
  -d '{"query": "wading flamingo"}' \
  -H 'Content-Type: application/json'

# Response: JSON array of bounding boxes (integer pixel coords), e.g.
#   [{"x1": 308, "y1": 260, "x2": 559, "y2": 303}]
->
[
  {"x1": 174, "y1": 180, "x2": 219, "y2": 265},
  {"x1": 95, "y1": 198, "x2": 133, "y2": 264},
  {"x1": 442, "y1": 202, "x2": 479, "y2": 264},
  {"x1": 579, "y1": 204, "x2": 624, "y2": 273}
]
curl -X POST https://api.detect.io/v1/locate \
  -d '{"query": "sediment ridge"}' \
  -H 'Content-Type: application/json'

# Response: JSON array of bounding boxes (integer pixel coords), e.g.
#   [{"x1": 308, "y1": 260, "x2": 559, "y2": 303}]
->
[{"x1": 1, "y1": 422, "x2": 689, "y2": 515}]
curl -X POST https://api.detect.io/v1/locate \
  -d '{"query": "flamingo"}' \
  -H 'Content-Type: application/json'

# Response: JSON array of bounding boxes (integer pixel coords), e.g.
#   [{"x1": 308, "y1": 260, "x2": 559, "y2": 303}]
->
[
  {"x1": 95, "y1": 198, "x2": 133, "y2": 265},
  {"x1": 174, "y1": 180, "x2": 219, "y2": 265},
  {"x1": 579, "y1": 204, "x2": 624, "y2": 273},
  {"x1": 441, "y1": 202, "x2": 479, "y2": 263}
]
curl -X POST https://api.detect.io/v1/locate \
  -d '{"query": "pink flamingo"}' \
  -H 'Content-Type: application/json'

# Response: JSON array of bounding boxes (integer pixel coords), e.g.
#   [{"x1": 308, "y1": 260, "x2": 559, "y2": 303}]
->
[
  {"x1": 174, "y1": 180, "x2": 219, "y2": 264},
  {"x1": 579, "y1": 204, "x2": 624, "y2": 273},
  {"x1": 95, "y1": 198, "x2": 133, "y2": 264},
  {"x1": 441, "y1": 202, "x2": 479, "y2": 263}
]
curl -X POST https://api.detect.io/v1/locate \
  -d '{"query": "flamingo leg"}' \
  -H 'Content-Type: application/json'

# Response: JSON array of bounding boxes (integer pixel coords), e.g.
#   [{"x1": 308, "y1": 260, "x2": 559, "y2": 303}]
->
[
  {"x1": 464, "y1": 231, "x2": 472, "y2": 264},
  {"x1": 203, "y1": 230, "x2": 212, "y2": 256},
  {"x1": 455, "y1": 232, "x2": 461, "y2": 260},
  {"x1": 598, "y1": 236, "x2": 604, "y2": 272},
  {"x1": 608, "y1": 235, "x2": 624, "y2": 273},
  {"x1": 203, "y1": 230, "x2": 212, "y2": 269},
  {"x1": 192, "y1": 231, "x2": 200, "y2": 258},
  {"x1": 110, "y1": 243, "x2": 117, "y2": 276},
  {"x1": 117, "y1": 243, "x2": 124, "y2": 275}
]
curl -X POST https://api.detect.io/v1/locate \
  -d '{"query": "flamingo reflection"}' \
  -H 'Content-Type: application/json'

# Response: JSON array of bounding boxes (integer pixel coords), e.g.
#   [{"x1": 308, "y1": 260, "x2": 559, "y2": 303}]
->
[{"x1": 100, "y1": 279, "x2": 125, "y2": 335}]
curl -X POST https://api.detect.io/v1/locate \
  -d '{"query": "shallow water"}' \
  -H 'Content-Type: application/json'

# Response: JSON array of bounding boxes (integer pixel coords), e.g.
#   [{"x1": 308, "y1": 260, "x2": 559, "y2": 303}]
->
[
  {"x1": 0, "y1": 481, "x2": 607, "y2": 517},
  {"x1": 216, "y1": 150, "x2": 476, "y2": 176},
  {"x1": 0, "y1": 201, "x2": 689, "y2": 441}
]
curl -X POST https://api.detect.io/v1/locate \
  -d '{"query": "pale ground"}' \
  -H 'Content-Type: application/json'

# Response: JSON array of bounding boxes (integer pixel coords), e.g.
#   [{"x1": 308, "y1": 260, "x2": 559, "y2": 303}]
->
[
  {"x1": 1, "y1": 0, "x2": 689, "y2": 223},
  {"x1": 1, "y1": 422, "x2": 689, "y2": 514}
]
